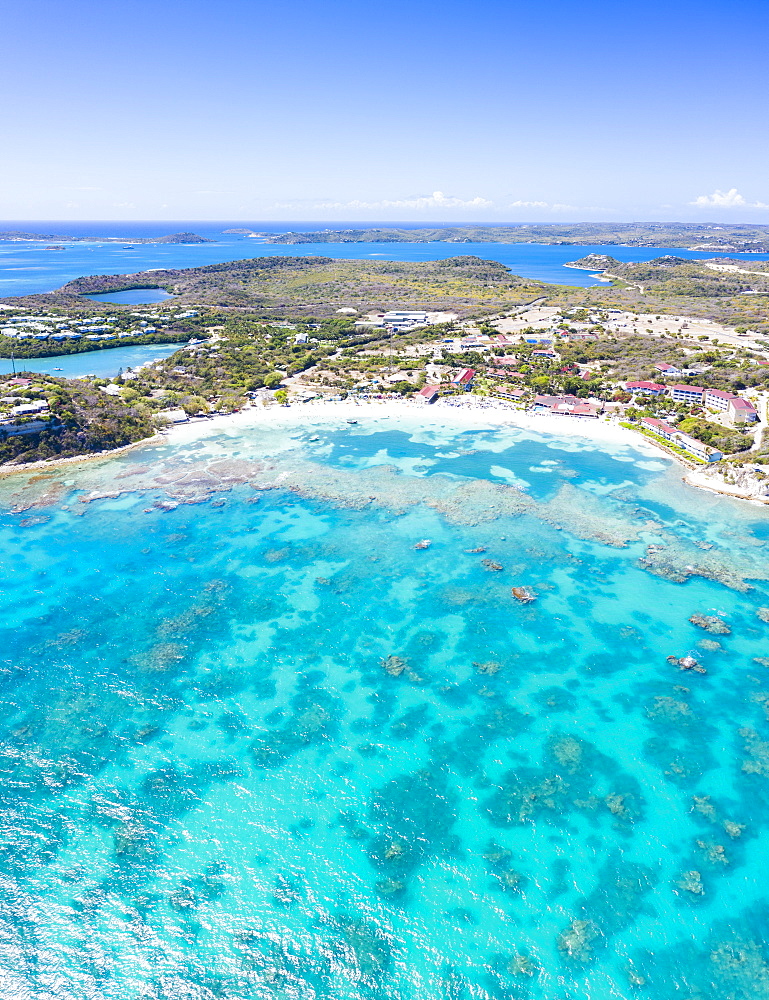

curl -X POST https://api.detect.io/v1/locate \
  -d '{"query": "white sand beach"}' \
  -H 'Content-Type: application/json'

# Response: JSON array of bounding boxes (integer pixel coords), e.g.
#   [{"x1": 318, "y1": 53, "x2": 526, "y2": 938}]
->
[{"x1": 166, "y1": 396, "x2": 664, "y2": 456}]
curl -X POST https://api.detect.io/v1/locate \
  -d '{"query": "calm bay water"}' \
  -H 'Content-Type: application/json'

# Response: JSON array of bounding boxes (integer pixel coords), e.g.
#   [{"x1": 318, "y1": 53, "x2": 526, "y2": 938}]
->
[
  {"x1": 0, "y1": 342, "x2": 183, "y2": 379},
  {"x1": 2, "y1": 221, "x2": 769, "y2": 296},
  {"x1": 83, "y1": 289, "x2": 175, "y2": 305},
  {"x1": 1, "y1": 408, "x2": 768, "y2": 998}
]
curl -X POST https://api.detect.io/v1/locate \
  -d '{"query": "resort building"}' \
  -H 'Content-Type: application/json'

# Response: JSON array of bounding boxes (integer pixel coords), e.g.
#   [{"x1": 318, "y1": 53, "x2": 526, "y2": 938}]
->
[
  {"x1": 705, "y1": 388, "x2": 735, "y2": 411},
  {"x1": 728, "y1": 397, "x2": 758, "y2": 424},
  {"x1": 704, "y1": 388, "x2": 758, "y2": 424},
  {"x1": 626, "y1": 381, "x2": 667, "y2": 396},
  {"x1": 640, "y1": 417, "x2": 722, "y2": 462},
  {"x1": 640, "y1": 417, "x2": 678, "y2": 440},
  {"x1": 655, "y1": 362, "x2": 683, "y2": 375},
  {"x1": 493, "y1": 387, "x2": 526, "y2": 402},
  {"x1": 668, "y1": 384, "x2": 705, "y2": 404},
  {"x1": 416, "y1": 385, "x2": 439, "y2": 404},
  {"x1": 450, "y1": 368, "x2": 475, "y2": 390},
  {"x1": 676, "y1": 434, "x2": 722, "y2": 462},
  {"x1": 532, "y1": 394, "x2": 600, "y2": 418}
]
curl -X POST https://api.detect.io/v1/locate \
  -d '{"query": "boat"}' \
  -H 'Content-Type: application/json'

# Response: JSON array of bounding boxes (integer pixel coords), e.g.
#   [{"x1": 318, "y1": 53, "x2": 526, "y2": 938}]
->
[
  {"x1": 346, "y1": 419, "x2": 358, "y2": 424},
  {"x1": 53, "y1": 367, "x2": 63, "y2": 371}
]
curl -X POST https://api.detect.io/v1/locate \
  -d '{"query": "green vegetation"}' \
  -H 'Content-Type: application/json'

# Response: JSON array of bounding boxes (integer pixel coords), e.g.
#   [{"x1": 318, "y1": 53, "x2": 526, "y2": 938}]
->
[
  {"x1": 0, "y1": 329, "x2": 190, "y2": 359},
  {"x1": 676, "y1": 416, "x2": 753, "y2": 454},
  {"x1": 6, "y1": 251, "x2": 769, "y2": 337},
  {"x1": 0, "y1": 250, "x2": 767, "y2": 469},
  {"x1": 258, "y1": 224, "x2": 769, "y2": 252},
  {"x1": 620, "y1": 422, "x2": 705, "y2": 464},
  {"x1": 4, "y1": 256, "x2": 547, "y2": 318},
  {"x1": 0, "y1": 375, "x2": 153, "y2": 465}
]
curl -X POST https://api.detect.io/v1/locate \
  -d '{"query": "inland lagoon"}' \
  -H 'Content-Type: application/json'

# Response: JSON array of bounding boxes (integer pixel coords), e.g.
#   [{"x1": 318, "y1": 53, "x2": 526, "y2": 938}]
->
[{"x1": 1, "y1": 405, "x2": 769, "y2": 999}]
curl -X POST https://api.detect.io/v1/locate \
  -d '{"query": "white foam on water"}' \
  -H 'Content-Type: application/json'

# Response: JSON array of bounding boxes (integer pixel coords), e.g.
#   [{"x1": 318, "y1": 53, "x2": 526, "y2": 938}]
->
[{"x1": 489, "y1": 465, "x2": 531, "y2": 490}]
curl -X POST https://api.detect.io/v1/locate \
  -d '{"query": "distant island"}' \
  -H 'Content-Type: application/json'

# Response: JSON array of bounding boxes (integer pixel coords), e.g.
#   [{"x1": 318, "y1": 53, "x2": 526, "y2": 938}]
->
[
  {"x1": 0, "y1": 231, "x2": 215, "y2": 244},
  {"x1": 564, "y1": 254, "x2": 622, "y2": 271},
  {"x1": 248, "y1": 223, "x2": 769, "y2": 253}
]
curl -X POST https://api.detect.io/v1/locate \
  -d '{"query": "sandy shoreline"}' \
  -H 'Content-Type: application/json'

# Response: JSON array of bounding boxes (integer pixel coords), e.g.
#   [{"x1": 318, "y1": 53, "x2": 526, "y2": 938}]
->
[
  {"x1": 683, "y1": 467, "x2": 769, "y2": 505},
  {"x1": 0, "y1": 397, "x2": 672, "y2": 481},
  {"x1": 165, "y1": 396, "x2": 665, "y2": 453},
  {"x1": 0, "y1": 432, "x2": 165, "y2": 480},
  {"x1": 6, "y1": 396, "x2": 764, "y2": 510}
]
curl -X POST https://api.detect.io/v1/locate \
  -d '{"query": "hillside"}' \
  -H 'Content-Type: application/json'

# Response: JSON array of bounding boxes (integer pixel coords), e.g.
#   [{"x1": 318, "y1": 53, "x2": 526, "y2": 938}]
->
[
  {"x1": 605, "y1": 256, "x2": 769, "y2": 297},
  {"x1": 0, "y1": 374, "x2": 153, "y2": 466},
  {"x1": 8, "y1": 256, "x2": 549, "y2": 318},
  {"x1": 256, "y1": 224, "x2": 769, "y2": 252}
]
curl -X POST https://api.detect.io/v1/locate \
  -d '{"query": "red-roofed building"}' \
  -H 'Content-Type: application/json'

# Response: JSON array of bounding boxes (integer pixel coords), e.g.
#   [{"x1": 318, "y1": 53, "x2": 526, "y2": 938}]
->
[
  {"x1": 641, "y1": 417, "x2": 722, "y2": 461},
  {"x1": 451, "y1": 368, "x2": 475, "y2": 390},
  {"x1": 704, "y1": 388, "x2": 758, "y2": 423},
  {"x1": 641, "y1": 417, "x2": 678, "y2": 439},
  {"x1": 626, "y1": 381, "x2": 667, "y2": 396},
  {"x1": 668, "y1": 384, "x2": 705, "y2": 404},
  {"x1": 533, "y1": 394, "x2": 599, "y2": 418},
  {"x1": 416, "y1": 385, "x2": 439, "y2": 404},
  {"x1": 493, "y1": 387, "x2": 527, "y2": 401},
  {"x1": 705, "y1": 388, "x2": 735, "y2": 408},
  {"x1": 728, "y1": 397, "x2": 758, "y2": 424}
]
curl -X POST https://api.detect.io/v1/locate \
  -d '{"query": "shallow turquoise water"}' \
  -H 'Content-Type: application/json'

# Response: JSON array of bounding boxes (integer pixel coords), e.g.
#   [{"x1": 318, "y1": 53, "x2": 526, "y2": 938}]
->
[
  {"x1": 1, "y1": 413, "x2": 769, "y2": 999},
  {"x1": 0, "y1": 342, "x2": 182, "y2": 379}
]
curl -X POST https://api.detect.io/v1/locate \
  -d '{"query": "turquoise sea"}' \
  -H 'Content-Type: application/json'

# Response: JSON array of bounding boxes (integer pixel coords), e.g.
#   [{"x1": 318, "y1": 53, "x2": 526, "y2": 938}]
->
[
  {"x1": 2, "y1": 407, "x2": 769, "y2": 999},
  {"x1": 0, "y1": 342, "x2": 184, "y2": 380},
  {"x1": 3, "y1": 221, "x2": 769, "y2": 296}
]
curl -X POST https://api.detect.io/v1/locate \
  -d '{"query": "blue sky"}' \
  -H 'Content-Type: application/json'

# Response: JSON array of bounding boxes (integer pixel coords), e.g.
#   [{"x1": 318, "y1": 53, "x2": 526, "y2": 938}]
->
[{"x1": 3, "y1": 0, "x2": 768, "y2": 222}]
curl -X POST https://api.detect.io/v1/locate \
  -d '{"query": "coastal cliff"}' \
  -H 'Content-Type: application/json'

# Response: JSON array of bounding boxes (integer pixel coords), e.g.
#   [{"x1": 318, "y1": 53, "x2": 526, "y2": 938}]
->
[{"x1": 685, "y1": 464, "x2": 769, "y2": 503}]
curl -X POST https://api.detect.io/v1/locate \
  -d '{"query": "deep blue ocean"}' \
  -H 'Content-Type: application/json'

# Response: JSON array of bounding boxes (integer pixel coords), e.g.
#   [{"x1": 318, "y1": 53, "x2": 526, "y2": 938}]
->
[
  {"x1": 1, "y1": 407, "x2": 769, "y2": 999},
  {"x1": 2, "y1": 221, "x2": 769, "y2": 296}
]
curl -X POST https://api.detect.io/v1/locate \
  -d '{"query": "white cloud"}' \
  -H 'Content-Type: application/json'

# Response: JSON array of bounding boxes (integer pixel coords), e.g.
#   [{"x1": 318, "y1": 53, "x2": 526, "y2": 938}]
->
[
  {"x1": 691, "y1": 188, "x2": 769, "y2": 209},
  {"x1": 275, "y1": 190, "x2": 493, "y2": 211},
  {"x1": 507, "y1": 199, "x2": 602, "y2": 213},
  {"x1": 509, "y1": 199, "x2": 549, "y2": 209}
]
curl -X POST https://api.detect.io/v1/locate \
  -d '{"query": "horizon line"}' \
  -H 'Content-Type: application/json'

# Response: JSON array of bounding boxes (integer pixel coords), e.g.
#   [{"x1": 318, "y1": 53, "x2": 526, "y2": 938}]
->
[{"x1": 3, "y1": 219, "x2": 769, "y2": 228}]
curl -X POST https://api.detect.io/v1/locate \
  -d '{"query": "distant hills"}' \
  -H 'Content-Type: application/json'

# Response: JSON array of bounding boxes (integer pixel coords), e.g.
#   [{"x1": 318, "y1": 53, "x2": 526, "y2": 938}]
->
[
  {"x1": 256, "y1": 223, "x2": 769, "y2": 253},
  {"x1": 0, "y1": 231, "x2": 214, "y2": 244}
]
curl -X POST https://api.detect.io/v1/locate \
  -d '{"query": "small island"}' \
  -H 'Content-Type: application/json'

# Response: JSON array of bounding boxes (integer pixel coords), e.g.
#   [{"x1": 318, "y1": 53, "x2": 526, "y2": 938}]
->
[
  {"x1": 564, "y1": 254, "x2": 622, "y2": 271},
  {"x1": 0, "y1": 230, "x2": 215, "y2": 245}
]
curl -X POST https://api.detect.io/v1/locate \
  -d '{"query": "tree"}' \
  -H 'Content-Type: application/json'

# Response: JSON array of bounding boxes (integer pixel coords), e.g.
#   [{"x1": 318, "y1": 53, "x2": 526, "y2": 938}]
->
[
  {"x1": 263, "y1": 371, "x2": 284, "y2": 389},
  {"x1": 275, "y1": 389, "x2": 288, "y2": 405},
  {"x1": 181, "y1": 395, "x2": 209, "y2": 415}
]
